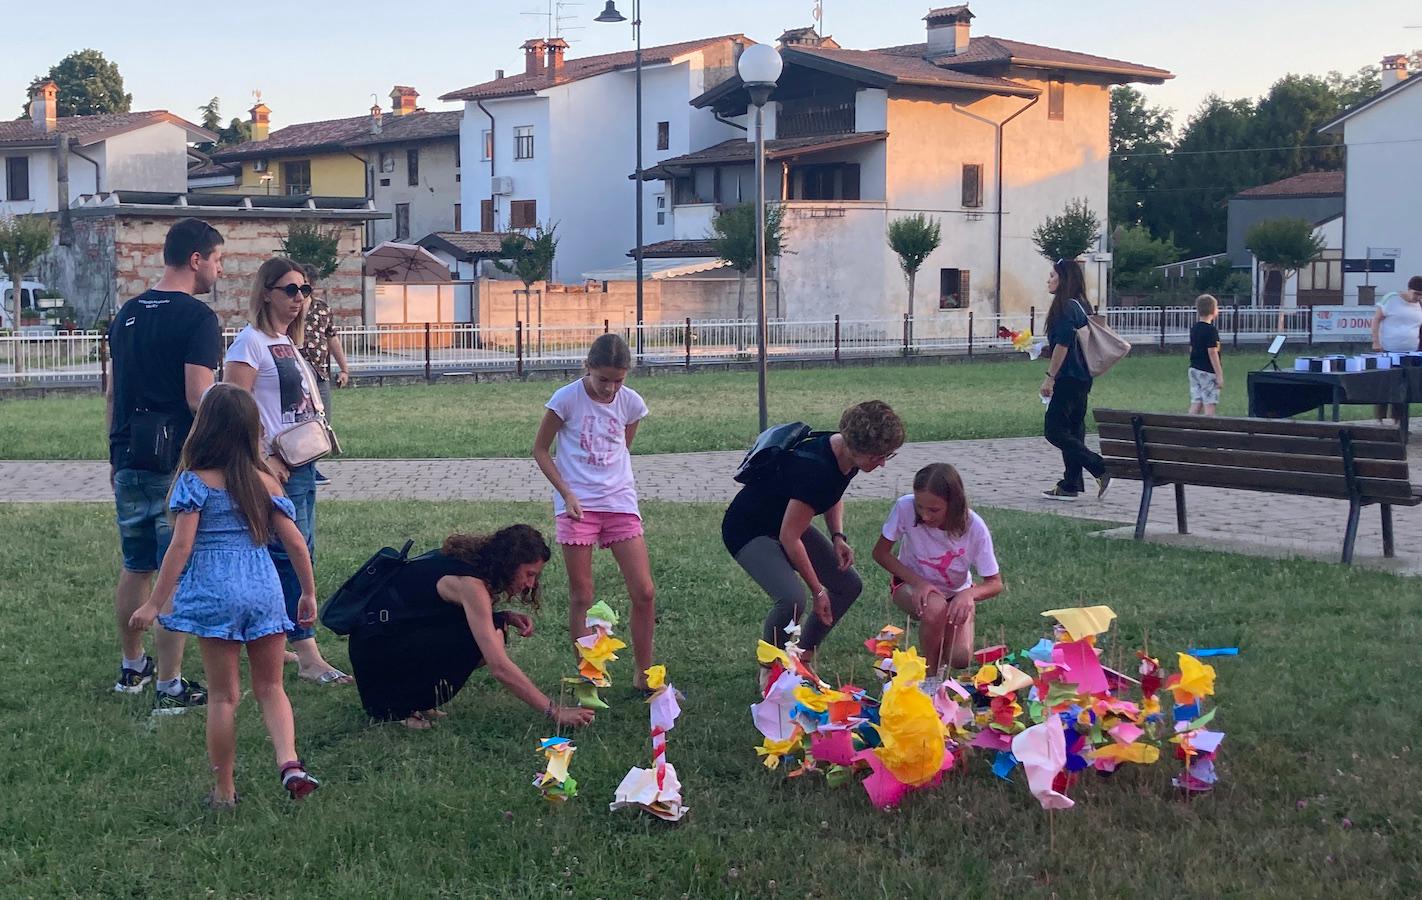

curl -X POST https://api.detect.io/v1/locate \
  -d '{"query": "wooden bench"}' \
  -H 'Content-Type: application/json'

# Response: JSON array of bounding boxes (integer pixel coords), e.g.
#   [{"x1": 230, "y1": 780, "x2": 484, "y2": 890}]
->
[{"x1": 1094, "y1": 409, "x2": 1422, "y2": 564}]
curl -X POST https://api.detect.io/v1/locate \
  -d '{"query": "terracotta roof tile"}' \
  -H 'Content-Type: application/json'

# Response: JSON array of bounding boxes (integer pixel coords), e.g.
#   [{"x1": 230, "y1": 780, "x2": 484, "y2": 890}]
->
[
  {"x1": 0, "y1": 110, "x2": 214, "y2": 147},
  {"x1": 214, "y1": 109, "x2": 460, "y2": 160},
  {"x1": 440, "y1": 34, "x2": 748, "y2": 102},
  {"x1": 1234, "y1": 171, "x2": 1344, "y2": 199},
  {"x1": 787, "y1": 45, "x2": 1038, "y2": 94},
  {"x1": 639, "y1": 239, "x2": 718, "y2": 258},
  {"x1": 417, "y1": 231, "x2": 527, "y2": 259},
  {"x1": 643, "y1": 132, "x2": 887, "y2": 175},
  {"x1": 874, "y1": 35, "x2": 1171, "y2": 81}
]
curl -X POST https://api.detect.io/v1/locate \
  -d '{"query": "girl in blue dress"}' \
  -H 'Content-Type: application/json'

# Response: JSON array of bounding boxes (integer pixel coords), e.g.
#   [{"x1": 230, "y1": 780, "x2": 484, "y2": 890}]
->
[{"x1": 130, "y1": 384, "x2": 321, "y2": 809}]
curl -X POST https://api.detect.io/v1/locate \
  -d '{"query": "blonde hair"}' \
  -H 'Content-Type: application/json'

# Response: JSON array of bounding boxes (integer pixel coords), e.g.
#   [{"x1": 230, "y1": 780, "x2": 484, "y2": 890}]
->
[
  {"x1": 249, "y1": 257, "x2": 307, "y2": 345},
  {"x1": 1196, "y1": 294, "x2": 1218, "y2": 317}
]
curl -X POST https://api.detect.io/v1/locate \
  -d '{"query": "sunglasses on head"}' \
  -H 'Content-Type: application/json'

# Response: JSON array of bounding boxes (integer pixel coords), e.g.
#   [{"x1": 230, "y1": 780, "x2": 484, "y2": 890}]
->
[{"x1": 269, "y1": 283, "x2": 313, "y2": 299}]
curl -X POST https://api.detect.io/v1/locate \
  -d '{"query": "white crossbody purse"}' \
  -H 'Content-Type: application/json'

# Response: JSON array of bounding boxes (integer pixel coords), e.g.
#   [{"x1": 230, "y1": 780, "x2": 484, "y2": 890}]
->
[{"x1": 271, "y1": 352, "x2": 342, "y2": 468}]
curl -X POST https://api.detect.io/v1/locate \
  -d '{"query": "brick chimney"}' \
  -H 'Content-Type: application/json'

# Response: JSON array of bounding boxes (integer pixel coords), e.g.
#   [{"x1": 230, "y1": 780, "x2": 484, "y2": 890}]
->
[
  {"x1": 523, "y1": 39, "x2": 548, "y2": 76},
  {"x1": 925, "y1": 5, "x2": 973, "y2": 56},
  {"x1": 546, "y1": 38, "x2": 569, "y2": 76},
  {"x1": 28, "y1": 80, "x2": 58, "y2": 132},
  {"x1": 390, "y1": 85, "x2": 419, "y2": 116},
  {"x1": 1382, "y1": 54, "x2": 1410, "y2": 90},
  {"x1": 249, "y1": 100, "x2": 271, "y2": 141}
]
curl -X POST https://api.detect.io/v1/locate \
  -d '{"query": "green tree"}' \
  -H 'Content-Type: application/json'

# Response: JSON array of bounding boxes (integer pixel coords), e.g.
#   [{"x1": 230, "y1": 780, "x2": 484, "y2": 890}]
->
[
  {"x1": 1032, "y1": 198, "x2": 1101, "y2": 262},
  {"x1": 25, "y1": 50, "x2": 131, "y2": 118},
  {"x1": 280, "y1": 222, "x2": 344, "y2": 282},
  {"x1": 494, "y1": 225, "x2": 557, "y2": 345},
  {"x1": 195, "y1": 98, "x2": 252, "y2": 151},
  {"x1": 887, "y1": 213, "x2": 941, "y2": 341},
  {"x1": 1194, "y1": 260, "x2": 1252, "y2": 298},
  {"x1": 0, "y1": 215, "x2": 55, "y2": 360},
  {"x1": 1109, "y1": 86, "x2": 1174, "y2": 230},
  {"x1": 1245, "y1": 217, "x2": 1324, "y2": 326},
  {"x1": 1111, "y1": 224, "x2": 1180, "y2": 294},
  {"x1": 711, "y1": 202, "x2": 785, "y2": 348},
  {"x1": 1249, "y1": 75, "x2": 1344, "y2": 183},
  {"x1": 1153, "y1": 95, "x2": 1259, "y2": 257}
]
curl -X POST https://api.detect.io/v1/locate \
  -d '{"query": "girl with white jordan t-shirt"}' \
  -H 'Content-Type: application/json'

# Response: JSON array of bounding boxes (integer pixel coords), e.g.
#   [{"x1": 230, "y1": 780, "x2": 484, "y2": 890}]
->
[{"x1": 872, "y1": 462, "x2": 1002, "y2": 675}]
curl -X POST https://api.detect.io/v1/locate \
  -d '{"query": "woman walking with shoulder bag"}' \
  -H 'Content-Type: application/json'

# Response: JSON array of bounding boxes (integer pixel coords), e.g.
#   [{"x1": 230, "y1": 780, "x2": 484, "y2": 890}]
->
[{"x1": 1039, "y1": 258, "x2": 1110, "y2": 502}]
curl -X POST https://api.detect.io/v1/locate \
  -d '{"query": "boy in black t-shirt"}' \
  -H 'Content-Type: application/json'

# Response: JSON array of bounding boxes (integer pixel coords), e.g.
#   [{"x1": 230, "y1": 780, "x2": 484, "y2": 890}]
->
[{"x1": 1188, "y1": 294, "x2": 1224, "y2": 416}]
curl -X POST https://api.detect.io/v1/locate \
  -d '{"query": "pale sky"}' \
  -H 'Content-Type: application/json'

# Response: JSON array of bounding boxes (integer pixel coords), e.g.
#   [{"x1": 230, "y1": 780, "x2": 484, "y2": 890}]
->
[{"x1": 5, "y1": 1, "x2": 1417, "y2": 132}]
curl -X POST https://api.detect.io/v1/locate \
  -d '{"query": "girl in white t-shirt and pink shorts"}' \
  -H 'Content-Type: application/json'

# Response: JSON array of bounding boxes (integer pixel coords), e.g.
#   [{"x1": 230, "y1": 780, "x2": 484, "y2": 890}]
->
[
  {"x1": 872, "y1": 463, "x2": 1002, "y2": 675},
  {"x1": 533, "y1": 334, "x2": 657, "y2": 691}
]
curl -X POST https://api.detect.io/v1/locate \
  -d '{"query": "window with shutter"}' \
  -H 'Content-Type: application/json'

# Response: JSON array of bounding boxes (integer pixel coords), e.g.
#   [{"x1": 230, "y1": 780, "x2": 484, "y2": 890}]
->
[
  {"x1": 407, "y1": 149, "x2": 420, "y2": 186},
  {"x1": 510, "y1": 199, "x2": 537, "y2": 229},
  {"x1": 480, "y1": 199, "x2": 494, "y2": 232},
  {"x1": 939, "y1": 268, "x2": 969, "y2": 309},
  {"x1": 1048, "y1": 79, "x2": 1065, "y2": 120},
  {"x1": 5, "y1": 157, "x2": 29, "y2": 201},
  {"x1": 962, "y1": 164, "x2": 982, "y2": 208}
]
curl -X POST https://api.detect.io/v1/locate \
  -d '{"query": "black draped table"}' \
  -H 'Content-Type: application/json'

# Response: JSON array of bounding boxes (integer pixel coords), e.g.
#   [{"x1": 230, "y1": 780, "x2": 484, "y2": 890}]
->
[{"x1": 1247, "y1": 368, "x2": 1422, "y2": 441}]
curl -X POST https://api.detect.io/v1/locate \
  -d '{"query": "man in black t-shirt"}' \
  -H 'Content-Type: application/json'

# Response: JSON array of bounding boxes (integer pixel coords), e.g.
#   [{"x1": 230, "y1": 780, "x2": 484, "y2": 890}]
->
[
  {"x1": 107, "y1": 217, "x2": 224, "y2": 712},
  {"x1": 1187, "y1": 294, "x2": 1224, "y2": 416}
]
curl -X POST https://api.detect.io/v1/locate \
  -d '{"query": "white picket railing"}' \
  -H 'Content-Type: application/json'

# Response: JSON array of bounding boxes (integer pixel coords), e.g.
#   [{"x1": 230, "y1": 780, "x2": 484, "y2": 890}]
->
[{"x1": 0, "y1": 307, "x2": 1330, "y2": 386}]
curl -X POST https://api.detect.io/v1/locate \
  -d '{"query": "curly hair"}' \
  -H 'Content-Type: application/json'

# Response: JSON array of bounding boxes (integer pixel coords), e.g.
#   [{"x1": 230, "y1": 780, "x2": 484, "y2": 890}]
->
[
  {"x1": 839, "y1": 400, "x2": 906, "y2": 457},
  {"x1": 441, "y1": 524, "x2": 552, "y2": 608}
]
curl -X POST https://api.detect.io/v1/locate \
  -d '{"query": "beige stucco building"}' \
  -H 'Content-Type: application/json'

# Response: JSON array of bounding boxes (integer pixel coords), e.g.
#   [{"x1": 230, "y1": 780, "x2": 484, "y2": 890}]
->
[{"x1": 645, "y1": 6, "x2": 1171, "y2": 321}]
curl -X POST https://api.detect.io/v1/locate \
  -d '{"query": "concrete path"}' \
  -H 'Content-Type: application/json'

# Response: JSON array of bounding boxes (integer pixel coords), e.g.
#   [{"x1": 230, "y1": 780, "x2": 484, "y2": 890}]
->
[{"x1": 3, "y1": 434, "x2": 1419, "y2": 574}]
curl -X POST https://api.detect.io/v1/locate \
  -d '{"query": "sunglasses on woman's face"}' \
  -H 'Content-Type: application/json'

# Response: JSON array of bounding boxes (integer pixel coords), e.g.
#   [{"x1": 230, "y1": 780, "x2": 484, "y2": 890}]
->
[{"x1": 269, "y1": 283, "x2": 313, "y2": 299}]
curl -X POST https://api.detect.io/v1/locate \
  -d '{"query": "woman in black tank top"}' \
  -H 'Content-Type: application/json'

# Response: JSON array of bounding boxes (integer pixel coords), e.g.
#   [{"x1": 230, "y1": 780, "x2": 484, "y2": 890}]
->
[{"x1": 348, "y1": 525, "x2": 595, "y2": 730}]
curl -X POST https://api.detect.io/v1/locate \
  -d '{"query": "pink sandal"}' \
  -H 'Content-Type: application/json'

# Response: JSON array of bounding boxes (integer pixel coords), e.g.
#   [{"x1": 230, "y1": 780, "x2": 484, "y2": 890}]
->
[{"x1": 279, "y1": 760, "x2": 320, "y2": 800}]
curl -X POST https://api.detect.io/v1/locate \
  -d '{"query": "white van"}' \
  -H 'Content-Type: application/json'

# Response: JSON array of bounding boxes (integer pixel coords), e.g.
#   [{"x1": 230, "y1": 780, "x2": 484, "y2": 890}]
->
[{"x1": 0, "y1": 280, "x2": 50, "y2": 329}]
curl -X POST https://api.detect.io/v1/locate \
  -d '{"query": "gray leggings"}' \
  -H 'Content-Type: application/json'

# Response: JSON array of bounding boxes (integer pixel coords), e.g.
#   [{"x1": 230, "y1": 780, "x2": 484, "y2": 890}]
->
[{"x1": 734, "y1": 528, "x2": 863, "y2": 651}]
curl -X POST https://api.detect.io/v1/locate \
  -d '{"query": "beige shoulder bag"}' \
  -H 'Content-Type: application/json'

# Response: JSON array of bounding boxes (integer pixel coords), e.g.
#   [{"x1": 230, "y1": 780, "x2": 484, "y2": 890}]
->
[
  {"x1": 1073, "y1": 299, "x2": 1132, "y2": 377},
  {"x1": 271, "y1": 350, "x2": 342, "y2": 468}
]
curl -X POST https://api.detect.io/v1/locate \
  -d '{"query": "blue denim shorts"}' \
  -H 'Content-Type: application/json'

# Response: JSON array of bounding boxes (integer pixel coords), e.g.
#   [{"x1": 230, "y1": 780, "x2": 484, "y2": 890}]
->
[{"x1": 113, "y1": 468, "x2": 175, "y2": 572}]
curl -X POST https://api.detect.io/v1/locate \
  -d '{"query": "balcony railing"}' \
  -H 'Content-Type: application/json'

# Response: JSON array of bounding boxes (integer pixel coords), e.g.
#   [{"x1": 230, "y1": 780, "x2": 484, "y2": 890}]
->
[{"x1": 776, "y1": 101, "x2": 855, "y2": 139}]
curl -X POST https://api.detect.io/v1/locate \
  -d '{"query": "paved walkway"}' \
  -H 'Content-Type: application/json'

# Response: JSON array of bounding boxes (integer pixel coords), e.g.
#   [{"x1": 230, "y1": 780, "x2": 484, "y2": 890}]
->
[{"x1": 3, "y1": 435, "x2": 1419, "y2": 574}]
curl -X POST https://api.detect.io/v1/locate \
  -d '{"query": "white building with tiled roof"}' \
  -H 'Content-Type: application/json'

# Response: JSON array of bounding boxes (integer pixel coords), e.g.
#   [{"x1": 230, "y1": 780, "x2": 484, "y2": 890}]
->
[
  {"x1": 440, "y1": 34, "x2": 751, "y2": 282},
  {"x1": 1319, "y1": 55, "x2": 1422, "y2": 305},
  {"x1": 1, "y1": 80, "x2": 214, "y2": 217},
  {"x1": 647, "y1": 5, "x2": 1171, "y2": 320}
]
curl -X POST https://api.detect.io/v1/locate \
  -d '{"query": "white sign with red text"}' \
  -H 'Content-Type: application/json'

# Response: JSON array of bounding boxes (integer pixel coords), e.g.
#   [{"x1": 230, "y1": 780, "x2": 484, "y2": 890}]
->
[{"x1": 1311, "y1": 306, "x2": 1374, "y2": 343}]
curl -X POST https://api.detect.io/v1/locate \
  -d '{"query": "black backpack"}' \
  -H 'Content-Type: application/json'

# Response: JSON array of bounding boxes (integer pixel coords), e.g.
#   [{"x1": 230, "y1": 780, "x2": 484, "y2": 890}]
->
[
  {"x1": 319, "y1": 540, "x2": 416, "y2": 635},
  {"x1": 734, "y1": 422, "x2": 830, "y2": 485}
]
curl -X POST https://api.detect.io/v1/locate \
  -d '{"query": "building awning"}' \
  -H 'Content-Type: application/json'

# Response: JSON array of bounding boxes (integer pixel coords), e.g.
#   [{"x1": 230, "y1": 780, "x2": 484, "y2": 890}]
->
[
  {"x1": 640, "y1": 132, "x2": 887, "y2": 180},
  {"x1": 582, "y1": 257, "x2": 730, "y2": 282}
]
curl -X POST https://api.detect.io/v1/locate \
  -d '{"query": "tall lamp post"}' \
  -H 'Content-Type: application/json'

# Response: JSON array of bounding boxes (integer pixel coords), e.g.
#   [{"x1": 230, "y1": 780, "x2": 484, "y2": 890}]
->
[
  {"x1": 594, "y1": 0, "x2": 645, "y2": 360},
  {"x1": 737, "y1": 43, "x2": 782, "y2": 431}
]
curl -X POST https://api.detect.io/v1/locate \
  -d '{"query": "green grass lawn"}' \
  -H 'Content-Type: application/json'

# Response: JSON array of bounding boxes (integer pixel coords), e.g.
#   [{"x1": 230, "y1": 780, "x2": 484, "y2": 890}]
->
[
  {"x1": 3, "y1": 499, "x2": 1419, "y2": 897},
  {"x1": 0, "y1": 351, "x2": 1381, "y2": 461}
]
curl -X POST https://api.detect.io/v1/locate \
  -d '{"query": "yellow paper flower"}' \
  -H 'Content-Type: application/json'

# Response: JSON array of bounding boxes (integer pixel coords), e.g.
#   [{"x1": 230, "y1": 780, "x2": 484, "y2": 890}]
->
[
  {"x1": 756, "y1": 640, "x2": 792, "y2": 669},
  {"x1": 644, "y1": 665, "x2": 666, "y2": 691},
  {"x1": 972, "y1": 664, "x2": 999, "y2": 686},
  {"x1": 756, "y1": 731, "x2": 803, "y2": 769},
  {"x1": 1174, "y1": 653, "x2": 1216, "y2": 701},
  {"x1": 891, "y1": 647, "x2": 928, "y2": 687},
  {"x1": 1091, "y1": 742, "x2": 1160, "y2": 765},
  {"x1": 873, "y1": 653, "x2": 946, "y2": 786}
]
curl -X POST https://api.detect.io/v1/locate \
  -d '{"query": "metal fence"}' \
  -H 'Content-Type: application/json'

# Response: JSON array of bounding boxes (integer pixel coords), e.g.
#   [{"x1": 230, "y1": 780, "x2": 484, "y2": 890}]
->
[{"x1": 0, "y1": 306, "x2": 1334, "y2": 388}]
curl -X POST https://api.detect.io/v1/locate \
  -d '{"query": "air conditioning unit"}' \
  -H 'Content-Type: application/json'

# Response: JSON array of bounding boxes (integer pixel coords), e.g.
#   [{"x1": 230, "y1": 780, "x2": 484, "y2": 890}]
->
[
  {"x1": 253, "y1": 159, "x2": 268, "y2": 172},
  {"x1": 491, "y1": 176, "x2": 514, "y2": 195}
]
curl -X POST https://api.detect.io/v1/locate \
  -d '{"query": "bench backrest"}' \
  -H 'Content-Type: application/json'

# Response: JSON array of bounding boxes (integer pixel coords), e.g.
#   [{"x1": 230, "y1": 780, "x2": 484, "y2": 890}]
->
[{"x1": 1093, "y1": 409, "x2": 1414, "y2": 503}]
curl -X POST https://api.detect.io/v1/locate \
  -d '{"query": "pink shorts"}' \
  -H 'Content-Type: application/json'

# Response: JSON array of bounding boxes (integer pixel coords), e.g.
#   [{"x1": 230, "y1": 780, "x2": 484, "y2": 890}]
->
[{"x1": 555, "y1": 511, "x2": 644, "y2": 548}]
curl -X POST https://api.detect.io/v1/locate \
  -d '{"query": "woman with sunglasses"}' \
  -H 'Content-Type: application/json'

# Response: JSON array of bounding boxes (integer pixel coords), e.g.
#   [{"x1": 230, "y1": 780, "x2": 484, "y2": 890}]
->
[
  {"x1": 224, "y1": 258, "x2": 350, "y2": 685},
  {"x1": 722, "y1": 401, "x2": 905, "y2": 679}
]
